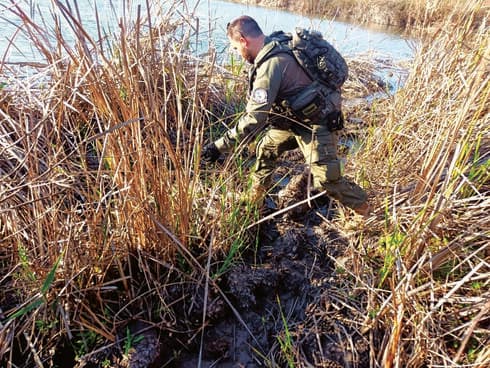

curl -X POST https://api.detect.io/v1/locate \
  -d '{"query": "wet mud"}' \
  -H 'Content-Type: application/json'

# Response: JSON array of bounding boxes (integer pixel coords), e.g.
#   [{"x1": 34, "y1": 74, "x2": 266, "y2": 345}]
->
[
  {"x1": 67, "y1": 156, "x2": 372, "y2": 368},
  {"x1": 171, "y1": 166, "x2": 371, "y2": 367}
]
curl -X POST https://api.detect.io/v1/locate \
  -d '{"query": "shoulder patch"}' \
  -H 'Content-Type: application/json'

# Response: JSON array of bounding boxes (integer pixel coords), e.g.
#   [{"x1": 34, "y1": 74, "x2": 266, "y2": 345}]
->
[{"x1": 251, "y1": 88, "x2": 268, "y2": 104}]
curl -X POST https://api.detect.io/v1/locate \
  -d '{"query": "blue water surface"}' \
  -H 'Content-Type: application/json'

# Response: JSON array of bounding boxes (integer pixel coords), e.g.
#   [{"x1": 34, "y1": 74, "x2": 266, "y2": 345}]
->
[{"x1": 0, "y1": 0, "x2": 413, "y2": 64}]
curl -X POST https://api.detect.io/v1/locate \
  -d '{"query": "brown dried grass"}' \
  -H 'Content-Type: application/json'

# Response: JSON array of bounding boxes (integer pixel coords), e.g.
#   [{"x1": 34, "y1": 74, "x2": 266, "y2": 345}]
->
[
  {"x1": 333, "y1": 1, "x2": 489, "y2": 366},
  {"x1": 230, "y1": 0, "x2": 488, "y2": 30},
  {"x1": 0, "y1": 0, "x2": 239, "y2": 364}
]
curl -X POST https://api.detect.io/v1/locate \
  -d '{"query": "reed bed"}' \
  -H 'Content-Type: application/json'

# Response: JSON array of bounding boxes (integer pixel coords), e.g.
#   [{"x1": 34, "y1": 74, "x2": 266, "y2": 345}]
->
[
  {"x1": 0, "y1": 0, "x2": 251, "y2": 365},
  {"x1": 0, "y1": 0, "x2": 488, "y2": 367},
  {"x1": 337, "y1": 1, "x2": 489, "y2": 366}
]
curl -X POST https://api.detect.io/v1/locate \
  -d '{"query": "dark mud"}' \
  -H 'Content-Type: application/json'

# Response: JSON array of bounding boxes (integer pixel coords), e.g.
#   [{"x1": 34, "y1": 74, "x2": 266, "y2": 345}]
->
[{"x1": 166, "y1": 149, "x2": 370, "y2": 367}]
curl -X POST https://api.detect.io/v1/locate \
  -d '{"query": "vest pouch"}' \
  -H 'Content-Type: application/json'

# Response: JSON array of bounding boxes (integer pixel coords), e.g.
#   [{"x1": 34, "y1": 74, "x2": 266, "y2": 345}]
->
[
  {"x1": 288, "y1": 81, "x2": 327, "y2": 123},
  {"x1": 325, "y1": 110, "x2": 345, "y2": 132},
  {"x1": 325, "y1": 159, "x2": 342, "y2": 182}
]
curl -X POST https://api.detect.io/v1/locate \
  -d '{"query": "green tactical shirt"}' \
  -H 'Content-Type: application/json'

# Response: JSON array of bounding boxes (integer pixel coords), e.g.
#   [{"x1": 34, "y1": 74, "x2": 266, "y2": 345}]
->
[{"x1": 214, "y1": 36, "x2": 312, "y2": 153}]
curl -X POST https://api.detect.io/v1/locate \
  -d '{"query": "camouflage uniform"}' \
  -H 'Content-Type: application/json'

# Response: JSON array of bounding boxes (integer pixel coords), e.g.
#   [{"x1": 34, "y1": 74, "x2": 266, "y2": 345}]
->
[{"x1": 214, "y1": 36, "x2": 367, "y2": 210}]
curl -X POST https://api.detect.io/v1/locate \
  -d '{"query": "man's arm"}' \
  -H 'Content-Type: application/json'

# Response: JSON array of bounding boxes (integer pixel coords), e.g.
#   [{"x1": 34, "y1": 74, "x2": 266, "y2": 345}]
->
[{"x1": 213, "y1": 57, "x2": 284, "y2": 153}]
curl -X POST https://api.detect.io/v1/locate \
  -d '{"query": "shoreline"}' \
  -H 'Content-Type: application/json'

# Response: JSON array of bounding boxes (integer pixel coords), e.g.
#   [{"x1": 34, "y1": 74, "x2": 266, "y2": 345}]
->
[{"x1": 224, "y1": 0, "x2": 488, "y2": 31}]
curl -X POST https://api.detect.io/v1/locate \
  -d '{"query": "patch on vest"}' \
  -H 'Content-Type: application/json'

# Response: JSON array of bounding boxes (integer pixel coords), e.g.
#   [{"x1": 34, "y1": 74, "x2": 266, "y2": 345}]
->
[{"x1": 251, "y1": 88, "x2": 268, "y2": 104}]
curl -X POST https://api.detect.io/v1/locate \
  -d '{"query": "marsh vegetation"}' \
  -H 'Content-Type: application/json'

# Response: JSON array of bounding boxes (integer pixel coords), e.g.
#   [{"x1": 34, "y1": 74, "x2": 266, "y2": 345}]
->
[{"x1": 0, "y1": 0, "x2": 488, "y2": 367}]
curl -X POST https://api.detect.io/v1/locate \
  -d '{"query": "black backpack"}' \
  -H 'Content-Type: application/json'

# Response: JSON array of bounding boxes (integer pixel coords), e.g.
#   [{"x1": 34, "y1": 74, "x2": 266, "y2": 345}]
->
[{"x1": 270, "y1": 28, "x2": 349, "y2": 89}]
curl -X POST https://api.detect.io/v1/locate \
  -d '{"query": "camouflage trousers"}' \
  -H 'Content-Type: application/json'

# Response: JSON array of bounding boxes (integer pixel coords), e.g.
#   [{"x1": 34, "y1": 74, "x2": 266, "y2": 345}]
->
[{"x1": 251, "y1": 123, "x2": 367, "y2": 210}]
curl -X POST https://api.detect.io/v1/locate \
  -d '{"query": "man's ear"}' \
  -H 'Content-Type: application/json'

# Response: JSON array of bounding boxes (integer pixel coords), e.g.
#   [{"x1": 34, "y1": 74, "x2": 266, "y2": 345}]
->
[{"x1": 239, "y1": 36, "x2": 249, "y2": 47}]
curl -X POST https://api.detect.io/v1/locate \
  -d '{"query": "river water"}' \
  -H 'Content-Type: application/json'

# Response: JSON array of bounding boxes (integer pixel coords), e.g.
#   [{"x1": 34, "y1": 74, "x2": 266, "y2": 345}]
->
[{"x1": 0, "y1": 0, "x2": 413, "y2": 64}]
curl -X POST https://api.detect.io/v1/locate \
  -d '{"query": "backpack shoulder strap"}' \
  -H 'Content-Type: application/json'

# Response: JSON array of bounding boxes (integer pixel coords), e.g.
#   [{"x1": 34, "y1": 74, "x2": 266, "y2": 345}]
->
[
  {"x1": 258, "y1": 32, "x2": 293, "y2": 64},
  {"x1": 249, "y1": 34, "x2": 294, "y2": 90}
]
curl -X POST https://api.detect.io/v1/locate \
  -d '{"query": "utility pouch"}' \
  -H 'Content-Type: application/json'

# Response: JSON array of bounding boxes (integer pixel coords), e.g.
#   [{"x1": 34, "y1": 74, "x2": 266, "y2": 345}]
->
[
  {"x1": 325, "y1": 159, "x2": 342, "y2": 182},
  {"x1": 269, "y1": 103, "x2": 293, "y2": 130},
  {"x1": 325, "y1": 110, "x2": 345, "y2": 132},
  {"x1": 288, "y1": 81, "x2": 328, "y2": 123}
]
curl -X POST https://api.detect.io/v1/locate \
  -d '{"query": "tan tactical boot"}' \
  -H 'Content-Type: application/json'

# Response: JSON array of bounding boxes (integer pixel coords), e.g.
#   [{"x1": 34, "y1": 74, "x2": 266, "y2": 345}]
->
[{"x1": 250, "y1": 184, "x2": 267, "y2": 206}]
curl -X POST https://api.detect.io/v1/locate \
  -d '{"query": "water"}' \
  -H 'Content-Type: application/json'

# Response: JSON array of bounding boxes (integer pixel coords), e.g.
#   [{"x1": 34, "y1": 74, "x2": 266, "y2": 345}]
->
[
  {"x1": 0, "y1": 0, "x2": 413, "y2": 68},
  {"x1": 196, "y1": 0, "x2": 414, "y2": 91},
  {"x1": 0, "y1": 1, "x2": 144, "y2": 63},
  {"x1": 197, "y1": 0, "x2": 413, "y2": 59}
]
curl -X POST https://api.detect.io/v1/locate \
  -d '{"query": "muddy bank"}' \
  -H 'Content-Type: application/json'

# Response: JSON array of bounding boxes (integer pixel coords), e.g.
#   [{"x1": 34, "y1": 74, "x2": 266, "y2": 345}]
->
[
  {"x1": 225, "y1": 0, "x2": 411, "y2": 28},
  {"x1": 224, "y1": 0, "x2": 487, "y2": 30},
  {"x1": 76, "y1": 175, "x2": 373, "y2": 367},
  {"x1": 176, "y1": 208, "x2": 370, "y2": 367}
]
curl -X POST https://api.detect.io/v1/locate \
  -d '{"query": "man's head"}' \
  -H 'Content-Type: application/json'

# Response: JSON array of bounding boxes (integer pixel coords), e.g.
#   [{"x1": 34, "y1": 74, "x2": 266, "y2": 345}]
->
[{"x1": 226, "y1": 16, "x2": 265, "y2": 64}]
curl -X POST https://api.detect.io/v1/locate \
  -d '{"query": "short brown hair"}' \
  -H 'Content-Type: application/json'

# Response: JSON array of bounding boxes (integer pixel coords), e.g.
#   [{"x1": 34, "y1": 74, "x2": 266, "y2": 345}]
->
[{"x1": 226, "y1": 16, "x2": 263, "y2": 41}]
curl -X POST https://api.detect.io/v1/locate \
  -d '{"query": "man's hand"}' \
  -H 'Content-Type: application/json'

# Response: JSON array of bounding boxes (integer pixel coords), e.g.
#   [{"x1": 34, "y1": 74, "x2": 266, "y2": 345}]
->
[{"x1": 201, "y1": 142, "x2": 221, "y2": 164}]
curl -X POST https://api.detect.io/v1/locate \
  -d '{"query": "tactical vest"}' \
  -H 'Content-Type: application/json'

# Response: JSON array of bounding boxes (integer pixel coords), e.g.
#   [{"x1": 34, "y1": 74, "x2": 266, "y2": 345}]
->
[{"x1": 249, "y1": 39, "x2": 343, "y2": 130}]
